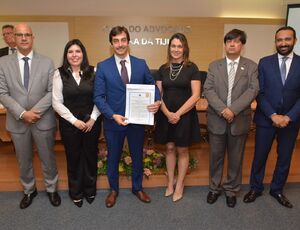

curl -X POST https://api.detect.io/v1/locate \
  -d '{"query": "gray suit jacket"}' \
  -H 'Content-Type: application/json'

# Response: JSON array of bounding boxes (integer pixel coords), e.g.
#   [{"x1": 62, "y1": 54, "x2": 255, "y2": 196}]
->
[
  {"x1": 204, "y1": 57, "x2": 259, "y2": 135},
  {"x1": 0, "y1": 52, "x2": 56, "y2": 133}
]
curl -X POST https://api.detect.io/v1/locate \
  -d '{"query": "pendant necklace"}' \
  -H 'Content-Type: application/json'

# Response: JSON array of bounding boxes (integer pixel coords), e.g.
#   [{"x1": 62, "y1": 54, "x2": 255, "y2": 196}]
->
[{"x1": 169, "y1": 63, "x2": 183, "y2": 81}]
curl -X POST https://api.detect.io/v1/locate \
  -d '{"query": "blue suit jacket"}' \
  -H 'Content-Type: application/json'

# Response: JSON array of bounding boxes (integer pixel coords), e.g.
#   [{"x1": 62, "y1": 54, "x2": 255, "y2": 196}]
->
[
  {"x1": 94, "y1": 55, "x2": 160, "y2": 131},
  {"x1": 254, "y1": 53, "x2": 300, "y2": 128}
]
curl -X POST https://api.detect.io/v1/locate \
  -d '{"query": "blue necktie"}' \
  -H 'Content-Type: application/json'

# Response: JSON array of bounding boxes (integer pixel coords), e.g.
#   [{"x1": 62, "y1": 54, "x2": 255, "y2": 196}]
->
[
  {"x1": 280, "y1": 56, "x2": 288, "y2": 85},
  {"x1": 23, "y1": 57, "x2": 30, "y2": 90}
]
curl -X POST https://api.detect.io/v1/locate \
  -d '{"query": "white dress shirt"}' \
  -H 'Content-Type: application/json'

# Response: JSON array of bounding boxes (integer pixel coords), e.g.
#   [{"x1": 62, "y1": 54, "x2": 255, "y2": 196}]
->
[
  {"x1": 278, "y1": 52, "x2": 293, "y2": 80},
  {"x1": 114, "y1": 54, "x2": 131, "y2": 82},
  {"x1": 52, "y1": 69, "x2": 101, "y2": 125},
  {"x1": 17, "y1": 50, "x2": 33, "y2": 86}
]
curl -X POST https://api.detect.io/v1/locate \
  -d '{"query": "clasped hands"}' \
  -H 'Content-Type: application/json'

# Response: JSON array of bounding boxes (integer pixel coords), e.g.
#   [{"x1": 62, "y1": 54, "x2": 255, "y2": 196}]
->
[
  {"x1": 271, "y1": 114, "x2": 290, "y2": 128},
  {"x1": 221, "y1": 108, "x2": 235, "y2": 123},
  {"x1": 74, "y1": 118, "x2": 95, "y2": 132},
  {"x1": 22, "y1": 110, "x2": 41, "y2": 124},
  {"x1": 113, "y1": 101, "x2": 161, "y2": 126}
]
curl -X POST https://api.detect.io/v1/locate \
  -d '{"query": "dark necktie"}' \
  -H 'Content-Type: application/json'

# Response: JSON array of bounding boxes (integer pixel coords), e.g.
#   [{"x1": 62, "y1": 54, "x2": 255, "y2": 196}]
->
[
  {"x1": 280, "y1": 56, "x2": 288, "y2": 85},
  {"x1": 23, "y1": 57, "x2": 30, "y2": 90},
  {"x1": 120, "y1": 60, "x2": 129, "y2": 84},
  {"x1": 10, "y1": 47, "x2": 16, "y2": 54}
]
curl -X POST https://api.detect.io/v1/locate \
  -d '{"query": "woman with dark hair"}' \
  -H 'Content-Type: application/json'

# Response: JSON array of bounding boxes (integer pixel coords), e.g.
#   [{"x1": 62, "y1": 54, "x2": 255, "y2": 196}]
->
[
  {"x1": 154, "y1": 33, "x2": 201, "y2": 202},
  {"x1": 52, "y1": 39, "x2": 101, "y2": 207}
]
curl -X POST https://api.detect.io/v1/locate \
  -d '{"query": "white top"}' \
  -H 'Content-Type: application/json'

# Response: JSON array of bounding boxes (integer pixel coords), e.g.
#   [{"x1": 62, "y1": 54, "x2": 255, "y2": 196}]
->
[
  {"x1": 52, "y1": 69, "x2": 101, "y2": 125},
  {"x1": 226, "y1": 56, "x2": 240, "y2": 75},
  {"x1": 114, "y1": 54, "x2": 131, "y2": 82},
  {"x1": 278, "y1": 52, "x2": 293, "y2": 79},
  {"x1": 17, "y1": 50, "x2": 33, "y2": 86}
]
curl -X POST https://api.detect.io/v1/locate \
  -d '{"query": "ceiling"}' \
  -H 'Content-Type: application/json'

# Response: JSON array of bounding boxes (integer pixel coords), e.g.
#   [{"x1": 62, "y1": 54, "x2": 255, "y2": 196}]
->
[{"x1": 0, "y1": 0, "x2": 297, "y2": 19}]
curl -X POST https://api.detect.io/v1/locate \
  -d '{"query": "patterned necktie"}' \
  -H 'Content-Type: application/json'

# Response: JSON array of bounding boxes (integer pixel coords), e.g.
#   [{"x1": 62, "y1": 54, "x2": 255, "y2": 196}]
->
[
  {"x1": 120, "y1": 60, "x2": 129, "y2": 84},
  {"x1": 280, "y1": 56, "x2": 288, "y2": 85},
  {"x1": 227, "y1": 62, "x2": 236, "y2": 106},
  {"x1": 23, "y1": 57, "x2": 30, "y2": 90}
]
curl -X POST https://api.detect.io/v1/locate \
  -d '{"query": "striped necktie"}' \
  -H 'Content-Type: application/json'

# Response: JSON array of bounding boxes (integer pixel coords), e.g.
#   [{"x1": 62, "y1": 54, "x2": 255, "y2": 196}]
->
[{"x1": 227, "y1": 62, "x2": 236, "y2": 106}]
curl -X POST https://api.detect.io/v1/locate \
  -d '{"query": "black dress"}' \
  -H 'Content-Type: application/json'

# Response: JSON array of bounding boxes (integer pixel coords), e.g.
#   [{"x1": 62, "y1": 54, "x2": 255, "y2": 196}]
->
[{"x1": 154, "y1": 62, "x2": 201, "y2": 147}]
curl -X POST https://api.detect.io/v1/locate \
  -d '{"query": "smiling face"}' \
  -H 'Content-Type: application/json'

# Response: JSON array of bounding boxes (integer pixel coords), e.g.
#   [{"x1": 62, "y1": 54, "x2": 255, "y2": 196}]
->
[
  {"x1": 275, "y1": 29, "x2": 297, "y2": 56},
  {"x1": 67, "y1": 44, "x2": 83, "y2": 69},
  {"x1": 14, "y1": 23, "x2": 34, "y2": 56},
  {"x1": 169, "y1": 38, "x2": 184, "y2": 63},
  {"x1": 111, "y1": 31, "x2": 129, "y2": 59}
]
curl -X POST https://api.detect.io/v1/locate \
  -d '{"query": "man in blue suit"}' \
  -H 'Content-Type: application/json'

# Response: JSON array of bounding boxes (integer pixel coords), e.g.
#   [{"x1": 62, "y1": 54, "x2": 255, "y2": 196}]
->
[
  {"x1": 244, "y1": 26, "x2": 300, "y2": 208},
  {"x1": 94, "y1": 26, "x2": 161, "y2": 208}
]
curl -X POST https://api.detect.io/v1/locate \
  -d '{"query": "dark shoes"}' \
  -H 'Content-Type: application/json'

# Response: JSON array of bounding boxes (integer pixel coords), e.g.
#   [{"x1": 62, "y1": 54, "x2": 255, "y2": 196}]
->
[
  {"x1": 243, "y1": 190, "x2": 262, "y2": 203},
  {"x1": 269, "y1": 191, "x2": 293, "y2": 208},
  {"x1": 105, "y1": 191, "x2": 118, "y2": 208},
  {"x1": 206, "y1": 191, "x2": 220, "y2": 204},
  {"x1": 73, "y1": 199, "x2": 83, "y2": 208},
  {"x1": 47, "y1": 192, "x2": 61, "y2": 207},
  {"x1": 132, "y1": 191, "x2": 151, "y2": 203},
  {"x1": 226, "y1": 196, "x2": 236, "y2": 208},
  {"x1": 86, "y1": 195, "x2": 95, "y2": 204},
  {"x1": 20, "y1": 189, "x2": 38, "y2": 209}
]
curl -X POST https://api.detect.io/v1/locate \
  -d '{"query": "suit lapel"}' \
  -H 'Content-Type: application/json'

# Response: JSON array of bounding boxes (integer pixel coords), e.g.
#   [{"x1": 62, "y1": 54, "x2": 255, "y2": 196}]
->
[
  {"x1": 11, "y1": 54, "x2": 24, "y2": 89},
  {"x1": 232, "y1": 57, "x2": 246, "y2": 88},
  {"x1": 218, "y1": 58, "x2": 228, "y2": 87},
  {"x1": 28, "y1": 52, "x2": 39, "y2": 92},
  {"x1": 109, "y1": 56, "x2": 126, "y2": 90},
  {"x1": 129, "y1": 55, "x2": 135, "y2": 84},
  {"x1": 285, "y1": 53, "x2": 299, "y2": 86}
]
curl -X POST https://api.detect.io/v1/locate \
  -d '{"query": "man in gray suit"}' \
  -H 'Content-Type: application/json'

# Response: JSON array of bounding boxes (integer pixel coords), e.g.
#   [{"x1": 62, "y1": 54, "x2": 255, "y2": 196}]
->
[
  {"x1": 203, "y1": 29, "x2": 259, "y2": 208},
  {"x1": 0, "y1": 23, "x2": 61, "y2": 209}
]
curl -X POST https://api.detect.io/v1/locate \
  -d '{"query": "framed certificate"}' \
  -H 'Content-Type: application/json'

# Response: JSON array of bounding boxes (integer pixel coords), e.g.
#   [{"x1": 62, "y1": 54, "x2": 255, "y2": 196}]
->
[{"x1": 125, "y1": 84, "x2": 155, "y2": 125}]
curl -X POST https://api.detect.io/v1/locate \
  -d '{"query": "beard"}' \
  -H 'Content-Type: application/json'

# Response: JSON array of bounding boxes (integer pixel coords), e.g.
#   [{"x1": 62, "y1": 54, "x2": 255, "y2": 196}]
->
[{"x1": 276, "y1": 44, "x2": 294, "y2": 56}]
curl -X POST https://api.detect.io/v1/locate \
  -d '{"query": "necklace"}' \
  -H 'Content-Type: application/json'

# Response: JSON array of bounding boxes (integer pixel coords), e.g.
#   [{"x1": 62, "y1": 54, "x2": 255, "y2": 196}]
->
[{"x1": 169, "y1": 63, "x2": 183, "y2": 81}]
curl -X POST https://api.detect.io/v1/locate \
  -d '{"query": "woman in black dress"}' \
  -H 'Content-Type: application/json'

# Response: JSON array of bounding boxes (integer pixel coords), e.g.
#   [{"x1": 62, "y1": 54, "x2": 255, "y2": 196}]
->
[
  {"x1": 52, "y1": 39, "x2": 101, "y2": 207},
  {"x1": 154, "y1": 33, "x2": 201, "y2": 202}
]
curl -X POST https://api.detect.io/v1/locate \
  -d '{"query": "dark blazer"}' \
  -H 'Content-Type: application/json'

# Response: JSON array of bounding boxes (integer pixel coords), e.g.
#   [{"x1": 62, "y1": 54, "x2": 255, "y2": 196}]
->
[
  {"x1": 94, "y1": 55, "x2": 160, "y2": 131},
  {"x1": 254, "y1": 53, "x2": 300, "y2": 128},
  {"x1": 0, "y1": 47, "x2": 9, "y2": 57},
  {"x1": 204, "y1": 56, "x2": 259, "y2": 135}
]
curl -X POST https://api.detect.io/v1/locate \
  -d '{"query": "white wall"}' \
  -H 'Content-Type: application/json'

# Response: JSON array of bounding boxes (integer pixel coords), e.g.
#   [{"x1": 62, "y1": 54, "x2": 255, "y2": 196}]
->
[{"x1": 0, "y1": 22, "x2": 69, "y2": 68}]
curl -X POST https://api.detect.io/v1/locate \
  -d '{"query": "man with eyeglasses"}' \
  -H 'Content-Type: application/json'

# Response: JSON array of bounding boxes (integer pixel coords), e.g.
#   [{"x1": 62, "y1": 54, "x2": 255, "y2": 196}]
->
[
  {"x1": 0, "y1": 24, "x2": 16, "y2": 57},
  {"x1": 0, "y1": 23, "x2": 61, "y2": 209}
]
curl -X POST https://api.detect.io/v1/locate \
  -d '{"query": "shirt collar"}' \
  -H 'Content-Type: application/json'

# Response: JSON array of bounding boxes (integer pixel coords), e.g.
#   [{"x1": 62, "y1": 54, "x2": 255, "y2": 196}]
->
[
  {"x1": 17, "y1": 50, "x2": 33, "y2": 61},
  {"x1": 226, "y1": 56, "x2": 240, "y2": 65},
  {"x1": 114, "y1": 54, "x2": 130, "y2": 64},
  {"x1": 278, "y1": 52, "x2": 293, "y2": 60}
]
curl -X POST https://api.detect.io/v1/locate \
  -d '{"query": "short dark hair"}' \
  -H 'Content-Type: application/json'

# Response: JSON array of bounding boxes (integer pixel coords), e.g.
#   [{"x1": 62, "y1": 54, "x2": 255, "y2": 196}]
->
[
  {"x1": 224, "y1": 29, "x2": 247, "y2": 45},
  {"x1": 109, "y1": 26, "x2": 130, "y2": 44},
  {"x1": 275, "y1": 26, "x2": 296, "y2": 39},
  {"x1": 61, "y1": 39, "x2": 92, "y2": 79},
  {"x1": 2, "y1": 24, "x2": 14, "y2": 30}
]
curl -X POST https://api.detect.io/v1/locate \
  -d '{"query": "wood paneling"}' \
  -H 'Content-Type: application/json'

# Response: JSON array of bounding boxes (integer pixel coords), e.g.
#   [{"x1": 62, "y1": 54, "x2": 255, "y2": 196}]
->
[{"x1": 0, "y1": 16, "x2": 284, "y2": 70}]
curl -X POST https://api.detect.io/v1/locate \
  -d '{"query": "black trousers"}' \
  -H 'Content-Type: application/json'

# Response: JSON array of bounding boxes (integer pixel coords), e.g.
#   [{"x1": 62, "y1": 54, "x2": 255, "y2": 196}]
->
[{"x1": 59, "y1": 117, "x2": 102, "y2": 200}]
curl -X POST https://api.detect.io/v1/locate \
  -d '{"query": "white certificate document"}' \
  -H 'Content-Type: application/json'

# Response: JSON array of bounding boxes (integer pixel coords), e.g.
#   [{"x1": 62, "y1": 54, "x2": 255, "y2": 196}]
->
[{"x1": 125, "y1": 84, "x2": 155, "y2": 125}]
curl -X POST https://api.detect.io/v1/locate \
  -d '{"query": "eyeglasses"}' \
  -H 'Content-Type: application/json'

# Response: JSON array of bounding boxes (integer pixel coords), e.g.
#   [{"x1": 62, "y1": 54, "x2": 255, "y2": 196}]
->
[
  {"x1": 14, "y1": 33, "x2": 33, "y2": 38},
  {"x1": 2, "y1": 32, "x2": 13, "y2": 36}
]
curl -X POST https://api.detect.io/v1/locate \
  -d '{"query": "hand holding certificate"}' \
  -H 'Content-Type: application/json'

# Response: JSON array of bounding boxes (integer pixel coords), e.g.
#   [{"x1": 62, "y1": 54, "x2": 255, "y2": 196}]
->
[{"x1": 125, "y1": 84, "x2": 155, "y2": 125}]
